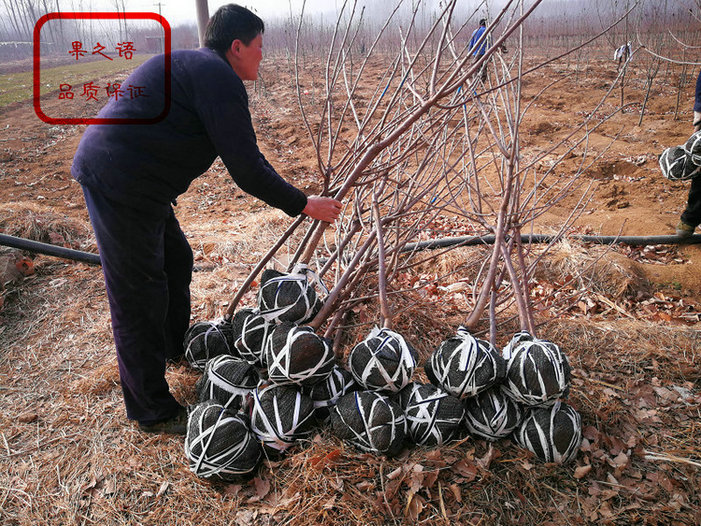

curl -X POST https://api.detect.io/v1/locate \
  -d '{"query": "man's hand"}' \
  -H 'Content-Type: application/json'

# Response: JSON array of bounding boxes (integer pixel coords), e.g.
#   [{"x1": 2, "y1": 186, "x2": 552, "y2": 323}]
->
[
  {"x1": 302, "y1": 196, "x2": 343, "y2": 223},
  {"x1": 694, "y1": 111, "x2": 701, "y2": 133}
]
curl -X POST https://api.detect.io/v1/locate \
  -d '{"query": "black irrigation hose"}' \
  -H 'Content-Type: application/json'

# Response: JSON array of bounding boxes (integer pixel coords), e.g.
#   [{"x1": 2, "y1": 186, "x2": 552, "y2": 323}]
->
[
  {"x1": 404, "y1": 233, "x2": 701, "y2": 252},
  {"x1": 0, "y1": 233, "x2": 101, "y2": 266},
  {"x1": 1, "y1": 231, "x2": 700, "y2": 267}
]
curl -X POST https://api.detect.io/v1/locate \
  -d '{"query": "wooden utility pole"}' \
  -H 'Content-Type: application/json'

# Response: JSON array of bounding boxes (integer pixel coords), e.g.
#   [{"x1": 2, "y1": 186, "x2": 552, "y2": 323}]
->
[{"x1": 196, "y1": 0, "x2": 209, "y2": 48}]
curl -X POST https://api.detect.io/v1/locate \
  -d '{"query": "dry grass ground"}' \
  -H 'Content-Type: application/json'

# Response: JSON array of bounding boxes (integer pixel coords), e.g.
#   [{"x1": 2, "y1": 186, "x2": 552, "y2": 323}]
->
[{"x1": 1, "y1": 46, "x2": 701, "y2": 524}]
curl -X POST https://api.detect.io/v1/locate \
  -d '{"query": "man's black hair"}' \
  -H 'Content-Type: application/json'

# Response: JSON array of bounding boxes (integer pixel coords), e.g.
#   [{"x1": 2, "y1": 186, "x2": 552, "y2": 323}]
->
[
  {"x1": 204, "y1": 4, "x2": 264, "y2": 52},
  {"x1": 479, "y1": 18, "x2": 487, "y2": 26}
]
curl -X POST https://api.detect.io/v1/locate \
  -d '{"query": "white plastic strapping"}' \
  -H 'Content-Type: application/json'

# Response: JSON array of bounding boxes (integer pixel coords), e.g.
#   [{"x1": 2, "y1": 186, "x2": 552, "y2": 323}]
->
[
  {"x1": 350, "y1": 326, "x2": 415, "y2": 392},
  {"x1": 464, "y1": 388, "x2": 522, "y2": 441},
  {"x1": 265, "y1": 326, "x2": 334, "y2": 386},
  {"x1": 403, "y1": 384, "x2": 463, "y2": 446},
  {"x1": 250, "y1": 384, "x2": 314, "y2": 453},
  {"x1": 514, "y1": 401, "x2": 582, "y2": 464},
  {"x1": 185, "y1": 404, "x2": 260, "y2": 478},
  {"x1": 201, "y1": 355, "x2": 256, "y2": 409},
  {"x1": 333, "y1": 391, "x2": 405, "y2": 453},
  {"x1": 502, "y1": 338, "x2": 569, "y2": 407},
  {"x1": 429, "y1": 327, "x2": 501, "y2": 398},
  {"x1": 258, "y1": 264, "x2": 327, "y2": 324},
  {"x1": 184, "y1": 321, "x2": 233, "y2": 371}
]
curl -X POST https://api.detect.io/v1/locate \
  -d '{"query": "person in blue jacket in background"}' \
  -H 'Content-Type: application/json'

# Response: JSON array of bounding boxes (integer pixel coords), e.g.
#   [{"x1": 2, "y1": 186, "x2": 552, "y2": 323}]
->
[
  {"x1": 71, "y1": 4, "x2": 341, "y2": 434},
  {"x1": 469, "y1": 18, "x2": 488, "y2": 82}
]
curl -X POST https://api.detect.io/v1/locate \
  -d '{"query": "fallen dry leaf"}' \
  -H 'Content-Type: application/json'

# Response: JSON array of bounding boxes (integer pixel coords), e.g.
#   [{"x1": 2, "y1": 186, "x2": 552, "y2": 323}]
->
[
  {"x1": 224, "y1": 484, "x2": 242, "y2": 497},
  {"x1": 476, "y1": 444, "x2": 498, "y2": 470},
  {"x1": 448, "y1": 483, "x2": 462, "y2": 503},
  {"x1": 386, "y1": 466, "x2": 403, "y2": 480},
  {"x1": 17, "y1": 412, "x2": 38, "y2": 424},
  {"x1": 574, "y1": 464, "x2": 592, "y2": 479},
  {"x1": 247, "y1": 477, "x2": 271, "y2": 504},
  {"x1": 452, "y1": 459, "x2": 478, "y2": 482},
  {"x1": 356, "y1": 481, "x2": 374, "y2": 491},
  {"x1": 156, "y1": 481, "x2": 169, "y2": 498},
  {"x1": 612, "y1": 452, "x2": 629, "y2": 471},
  {"x1": 102, "y1": 478, "x2": 117, "y2": 496},
  {"x1": 405, "y1": 493, "x2": 425, "y2": 522}
]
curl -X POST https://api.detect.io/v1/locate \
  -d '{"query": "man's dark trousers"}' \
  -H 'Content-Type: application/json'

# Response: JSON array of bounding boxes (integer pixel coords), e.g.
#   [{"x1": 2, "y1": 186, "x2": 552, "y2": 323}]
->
[
  {"x1": 82, "y1": 185, "x2": 192, "y2": 425},
  {"x1": 682, "y1": 175, "x2": 701, "y2": 227}
]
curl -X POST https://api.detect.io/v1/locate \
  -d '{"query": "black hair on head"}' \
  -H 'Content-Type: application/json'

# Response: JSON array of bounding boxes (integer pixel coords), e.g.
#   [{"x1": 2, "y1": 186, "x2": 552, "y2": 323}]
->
[
  {"x1": 204, "y1": 4, "x2": 264, "y2": 52},
  {"x1": 479, "y1": 18, "x2": 487, "y2": 25}
]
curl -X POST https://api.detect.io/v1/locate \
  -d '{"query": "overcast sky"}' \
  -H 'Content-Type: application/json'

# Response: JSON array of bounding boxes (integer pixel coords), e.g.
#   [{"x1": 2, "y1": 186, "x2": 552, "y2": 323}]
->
[{"x1": 77, "y1": 1, "x2": 360, "y2": 26}]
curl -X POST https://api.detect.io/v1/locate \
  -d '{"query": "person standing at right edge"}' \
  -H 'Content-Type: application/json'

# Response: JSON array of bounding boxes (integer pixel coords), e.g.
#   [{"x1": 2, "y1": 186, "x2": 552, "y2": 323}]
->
[{"x1": 677, "y1": 69, "x2": 701, "y2": 237}]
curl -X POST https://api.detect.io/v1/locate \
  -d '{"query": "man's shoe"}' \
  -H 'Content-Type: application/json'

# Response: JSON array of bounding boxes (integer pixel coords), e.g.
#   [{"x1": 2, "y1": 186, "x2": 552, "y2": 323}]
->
[
  {"x1": 676, "y1": 221, "x2": 695, "y2": 238},
  {"x1": 139, "y1": 406, "x2": 188, "y2": 435}
]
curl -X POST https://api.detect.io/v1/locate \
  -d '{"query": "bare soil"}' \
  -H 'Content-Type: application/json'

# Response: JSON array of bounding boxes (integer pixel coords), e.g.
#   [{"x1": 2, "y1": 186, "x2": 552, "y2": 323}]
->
[{"x1": 0, "y1": 52, "x2": 699, "y2": 525}]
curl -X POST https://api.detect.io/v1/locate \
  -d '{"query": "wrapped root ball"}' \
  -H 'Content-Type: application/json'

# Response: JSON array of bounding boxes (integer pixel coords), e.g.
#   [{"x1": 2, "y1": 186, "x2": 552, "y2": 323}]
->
[
  {"x1": 230, "y1": 307, "x2": 258, "y2": 347},
  {"x1": 500, "y1": 330, "x2": 533, "y2": 359},
  {"x1": 464, "y1": 387, "x2": 523, "y2": 441},
  {"x1": 514, "y1": 401, "x2": 582, "y2": 464},
  {"x1": 348, "y1": 327, "x2": 416, "y2": 393},
  {"x1": 234, "y1": 312, "x2": 273, "y2": 368},
  {"x1": 250, "y1": 383, "x2": 315, "y2": 456},
  {"x1": 502, "y1": 333, "x2": 571, "y2": 407},
  {"x1": 195, "y1": 355, "x2": 259, "y2": 412},
  {"x1": 685, "y1": 130, "x2": 701, "y2": 166},
  {"x1": 330, "y1": 391, "x2": 406, "y2": 457},
  {"x1": 258, "y1": 264, "x2": 324, "y2": 324},
  {"x1": 265, "y1": 322, "x2": 335, "y2": 387},
  {"x1": 425, "y1": 327, "x2": 505, "y2": 399},
  {"x1": 185, "y1": 401, "x2": 262, "y2": 481},
  {"x1": 304, "y1": 366, "x2": 356, "y2": 422},
  {"x1": 216, "y1": 316, "x2": 240, "y2": 352},
  {"x1": 659, "y1": 145, "x2": 700, "y2": 181},
  {"x1": 398, "y1": 382, "x2": 465, "y2": 446},
  {"x1": 184, "y1": 319, "x2": 235, "y2": 371}
]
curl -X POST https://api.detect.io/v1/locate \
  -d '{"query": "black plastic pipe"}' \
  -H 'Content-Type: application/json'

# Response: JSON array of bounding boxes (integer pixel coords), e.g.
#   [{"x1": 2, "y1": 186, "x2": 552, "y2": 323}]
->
[
  {"x1": 404, "y1": 233, "x2": 701, "y2": 252},
  {"x1": 0, "y1": 233, "x2": 101, "y2": 265},
  {"x1": 1, "y1": 231, "x2": 700, "y2": 267}
]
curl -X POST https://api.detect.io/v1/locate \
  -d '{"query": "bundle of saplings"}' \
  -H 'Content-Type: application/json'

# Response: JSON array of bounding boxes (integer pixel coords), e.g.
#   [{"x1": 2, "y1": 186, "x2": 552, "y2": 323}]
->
[
  {"x1": 183, "y1": 318, "x2": 238, "y2": 371},
  {"x1": 195, "y1": 354, "x2": 259, "y2": 412},
  {"x1": 425, "y1": 327, "x2": 505, "y2": 399},
  {"x1": 183, "y1": 259, "x2": 585, "y2": 472},
  {"x1": 183, "y1": 262, "x2": 349, "y2": 476},
  {"x1": 348, "y1": 327, "x2": 417, "y2": 393},
  {"x1": 257, "y1": 264, "x2": 325, "y2": 324},
  {"x1": 184, "y1": 401, "x2": 262, "y2": 480},
  {"x1": 397, "y1": 382, "x2": 465, "y2": 446},
  {"x1": 330, "y1": 390, "x2": 406, "y2": 457}
]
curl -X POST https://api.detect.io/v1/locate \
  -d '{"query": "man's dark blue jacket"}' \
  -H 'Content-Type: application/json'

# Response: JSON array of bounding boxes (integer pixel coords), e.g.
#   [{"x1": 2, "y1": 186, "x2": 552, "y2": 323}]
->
[{"x1": 72, "y1": 47, "x2": 307, "y2": 216}]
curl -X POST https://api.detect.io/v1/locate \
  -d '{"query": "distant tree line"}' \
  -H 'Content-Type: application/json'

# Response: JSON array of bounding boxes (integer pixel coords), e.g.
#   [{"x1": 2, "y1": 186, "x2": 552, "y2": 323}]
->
[
  {"x1": 1, "y1": 0, "x2": 700, "y2": 61},
  {"x1": 0, "y1": 0, "x2": 198, "y2": 60}
]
